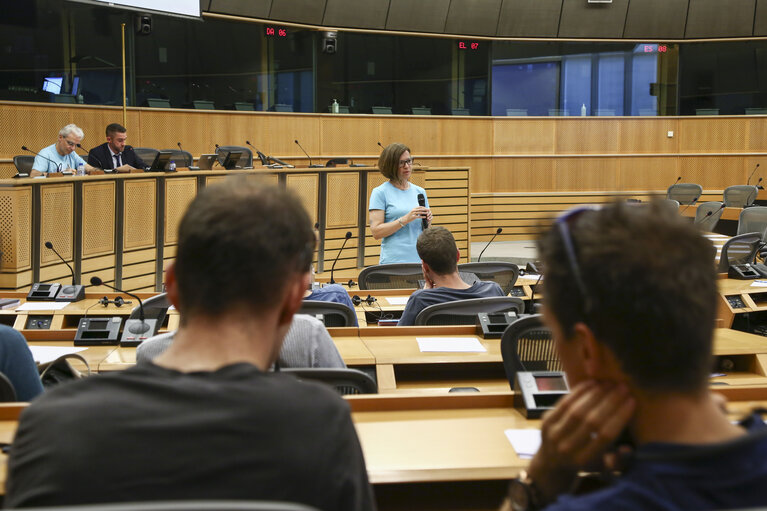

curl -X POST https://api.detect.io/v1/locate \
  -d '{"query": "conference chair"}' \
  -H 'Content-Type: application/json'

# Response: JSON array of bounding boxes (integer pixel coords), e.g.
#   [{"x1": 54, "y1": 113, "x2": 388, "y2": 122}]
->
[
  {"x1": 281, "y1": 368, "x2": 377, "y2": 395},
  {"x1": 371, "y1": 106, "x2": 392, "y2": 114},
  {"x1": 737, "y1": 207, "x2": 767, "y2": 237},
  {"x1": 695, "y1": 201, "x2": 725, "y2": 232},
  {"x1": 192, "y1": 100, "x2": 215, "y2": 110},
  {"x1": 662, "y1": 198, "x2": 680, "y2": 213},
  {"x1": 457, "y1": 262, "x2": 520, "y2": 295},
  {"x1": 414, "y1": 296, "x2": 525, "y2": 326},
  {"x1": 146, "y1": 98, "x2": 172, "y2": 108},
  {"x1": 325, "y1": 158, "x2": 349, "y2": 168},
  {"x1": 215, "y1": 145, "x2": 253, "y2": 168},
  {"x1": 297, "y1": 300, "x2": 356, "y2": 327},
  {"x1": 500, "y1": 314, "x2": 558, "y2": 388},
  {"x1": 358, "y1": 263, "x2": 423, "y2": 290},
  {"x1": 717, "y1": 232, "x2": 763, "y2": 273},
  {"x1": 724, "y1": 185, "x2": 759, "y2": 208},
  {"x1": 13, "y1": 501, "x2": 322, "y2": 511},
  {"x1": 159, "y1": 149, "x2": 193, "y2": 167},
  {"x1": 133, "y1": 147, "x2": 160, "y2": 168},
  {"x1": 234, "y1": 102, "x2": 255, "y2": 111},
  {"x1": 13, "y1": 155, "x2": 34, "y2": 174},
  {"x1": 667, "y1": 183, "x2": 702, "y2": 205},
  {"x1": 0, "y1": 372, "x2": 17, "y2": 402}
]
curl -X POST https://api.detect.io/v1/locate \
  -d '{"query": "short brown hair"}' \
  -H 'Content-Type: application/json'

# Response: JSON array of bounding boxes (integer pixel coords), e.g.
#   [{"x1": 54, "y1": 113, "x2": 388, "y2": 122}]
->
[
  {"x1": 377, "y1": 143, "x2": 410, "y2": 181},
  {"x1": 106, "y1": 123, "x2": 126, "y2": 137},
  {"x1": 174, "y1": 179, "x2": 315, "y2": 319},
  {"x1": 416, "y1": 226, "x2": 458, "y2": 275},
  {"x1": 538, "y1": 201, "x2": 717, "y2": 394}
]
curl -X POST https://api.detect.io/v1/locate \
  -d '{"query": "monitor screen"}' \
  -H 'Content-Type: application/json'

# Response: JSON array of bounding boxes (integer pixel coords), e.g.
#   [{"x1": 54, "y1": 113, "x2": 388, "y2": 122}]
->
[
  {"x1": 71, "y1": 76, "x2": 80, "y2": 96},
  {"x1": 68, "y1": 0, "x2": 200, "y2": 18},
  {"x1": 43, "y1": 77, "x2": 63, "y2": 94}
]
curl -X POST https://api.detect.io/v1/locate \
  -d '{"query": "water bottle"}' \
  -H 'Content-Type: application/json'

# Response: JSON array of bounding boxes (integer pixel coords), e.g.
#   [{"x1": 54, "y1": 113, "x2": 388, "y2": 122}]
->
[
  {"x1": 169, "y1": 160, "x2": 176, "y2": 172},
  {"x1": 77, "y1": 162, "x2": 85, "y2": 176},
  {"x1": 332, "y1": 99, "x2": 339, "y2": 114},
  {"x1": 581, "y1": 103, "x2": 587, "y2": 116}
]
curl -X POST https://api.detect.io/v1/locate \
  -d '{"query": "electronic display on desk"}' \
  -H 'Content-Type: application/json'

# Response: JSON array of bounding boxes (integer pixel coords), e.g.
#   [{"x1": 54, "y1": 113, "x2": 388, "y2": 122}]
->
[
  {"x1": 513, "y1": 371, "x2": 569, "y2": 418},
  {"x1": 43, "y1": 77, "x2": 63, "y2": 94}
]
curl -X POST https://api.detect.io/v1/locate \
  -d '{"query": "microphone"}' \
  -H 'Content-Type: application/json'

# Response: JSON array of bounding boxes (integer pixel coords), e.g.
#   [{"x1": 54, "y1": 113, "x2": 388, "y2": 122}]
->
[
  {"x1": 757, "y1": 177, "x2": 764, "y2": 191},
  {"x1": 377, "y1": 142, "x2": 384, "y2": 150},
  {"x1": 417, "y1": 193, "x2": 429, "y2": 230},
  {"x1": 478, "y1": 227, "x2": 502, "y2": 262},
  {"x1": 90, "y1": 276, "x2": 157, "y2": 341},
  {"x1": 267, "y1": 156, "x2": 294, "y2": 168},
  {"x1": 747, "y1": 163, "x2": 760, "y2": 185},
  {"x1": 694, "y1": 203, "x2": 725, "y2": 224},
  {"x1": 44, "y1": 241, "x2": 85, "y2": 301},
  {"x1": 177, "y1": 142, "x2": 183, "y2": 151},
  {"x1": 330, "y1": 231, "x2": 352, "y2": 285},
  {"x1": 671, "y1": 176, "x2": 681, "y2": 187},
  {"x1": 245, "y1": 140, "x2": 268, "y2": 165},
  {"x1": 76, "y1": 143, "x2": 105, "y2": 170},
  {"x1": 294, "y1": 139, "x2": 323, "y2": 168},
  {"x1": 678, "y1": 197, "x2": 699, "y2": 215},
  {"x1": 22, "y1": 145, "x2": 61, "y2": 173}
]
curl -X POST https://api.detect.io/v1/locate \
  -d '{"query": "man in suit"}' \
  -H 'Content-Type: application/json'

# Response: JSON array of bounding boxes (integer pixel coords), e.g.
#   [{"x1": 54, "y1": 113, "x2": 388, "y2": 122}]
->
[{"x1": 87, "y1": 123, "x2": 145, "y2": 172}]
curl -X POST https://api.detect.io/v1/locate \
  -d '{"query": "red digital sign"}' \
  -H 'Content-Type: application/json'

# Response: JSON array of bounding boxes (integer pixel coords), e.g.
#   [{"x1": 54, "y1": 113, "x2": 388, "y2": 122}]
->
[
  {"x1": 642, "y1": 44, "x2": 668, "y2": 53},
  {"x1": 458, "y1": 41, "x2": 480, "y2": 50},
  {"x1": 265, "y1": 26, "x2": 287, "y2": 37}
]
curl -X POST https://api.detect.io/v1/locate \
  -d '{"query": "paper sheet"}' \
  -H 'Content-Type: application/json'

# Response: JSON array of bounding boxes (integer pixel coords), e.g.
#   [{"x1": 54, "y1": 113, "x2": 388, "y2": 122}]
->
[
  {"x1": 416, "y1": 337, "x2": 487, "y2": 353},
  {"x1": 28, "y1": 345, "x2": 87, "y2": 365},
  {"x1": 385, "y1": 296, "x2": 409, "y2": 306},
  {"x1": 751, "y1": 280, "x2": 767, "y2": 287},
  {"x1": 16, "y1": 301, "x2": 70, "y2": 311},
  {"x1": 504, "y1": 429, "x2": 542, "y2": 459}
]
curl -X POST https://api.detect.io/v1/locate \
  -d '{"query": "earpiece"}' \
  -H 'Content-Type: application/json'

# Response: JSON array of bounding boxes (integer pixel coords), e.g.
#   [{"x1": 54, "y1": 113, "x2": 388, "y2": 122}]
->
[{"x1": 352, "y1": 295, "x2": 376, "y2": 306}]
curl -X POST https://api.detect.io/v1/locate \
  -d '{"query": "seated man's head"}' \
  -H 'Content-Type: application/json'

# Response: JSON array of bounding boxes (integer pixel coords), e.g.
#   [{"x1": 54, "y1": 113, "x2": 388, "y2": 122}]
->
[
  {"x1": 417, "y1": 226, "x2": 459, "y2": 278},
  {"x1": 538, "y1": 201, "x2": 717, "y2": 396},
  {"x1": 168, "y1": 178, "x2": 315, "y2": 339}
]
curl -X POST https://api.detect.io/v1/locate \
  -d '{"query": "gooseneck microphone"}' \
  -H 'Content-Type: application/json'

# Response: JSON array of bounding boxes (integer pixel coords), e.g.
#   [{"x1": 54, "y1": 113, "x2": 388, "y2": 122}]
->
[
  {"x1": 44, "y1": 241, "x2": 85, "y2": 301},
  {"x1": 45, "y1": 241, "x2": 76, "y2": 285},
  {"x1": 694, "y1": 203, "x2": 725, "y2": 224},
  {"x1": 90, "y1": 276, "x2": 151, "y2": 335},
  {"x1": 671, "y1": 176, "x2": 682, "y2": 188},
  {"x1": 22, "y1": 145, "x2": 61, "y2": 173},
  {"x1": 330, "y1": 231, "x2": 352, "y2": 285},
  {"x1": 417, "y1": 193, "x2": 429, "y2": 230},
  {"x1": 478, "y1": 227, "x2": 503, "y2": 262},
  {"x1": 377, "y1": 142, "x2": 384, "y2": 150},
  {"x1": 678, "y1": 197, "x2": 699, "y2": 216},
  {"x1": 76, "y1": 143, "x2": 104, "y2": 169},
  {"x1": 245, "y1": 140, "x2": 268, "y2": 165},
  {"x1": 294, "y1": 139, "x2": 323, "y2": 168},
  {"x1": 177, "y1": 142, "x2": 183, "y2": 151},
  {"x1": 747, "y1": 163, "x2": 760, "y2": 185}
]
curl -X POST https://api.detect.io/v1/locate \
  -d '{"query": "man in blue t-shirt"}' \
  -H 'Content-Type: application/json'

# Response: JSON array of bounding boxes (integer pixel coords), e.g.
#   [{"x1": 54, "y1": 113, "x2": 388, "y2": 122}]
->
[
  {"x1": 502, "y1": 201, "x2": 767, "y2": 511},
  {"x1": 31, "y1": 124, "x2": 97, "y2": 177},
  {"x1": 398, "y1": 226, "x2": 503, "y2": 326}
]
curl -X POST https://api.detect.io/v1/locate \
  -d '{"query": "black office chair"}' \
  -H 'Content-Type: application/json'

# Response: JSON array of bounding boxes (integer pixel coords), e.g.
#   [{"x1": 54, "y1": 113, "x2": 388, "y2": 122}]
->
[
  {"x1": 158, "y1": 149, "x2": 193, "y2": 167},
  {"x1": 133, "y1": 147, "x2": 160, "y2": 168},
  {"x1": 15, "y1": 501, "x2": 321, "y2": 511},
  {"x1": 414, "y1": 297, "x2": 525, "y2": 326},
  {"x1": 717, "y1": 232, "x2": 763, "y2": 273},
  {"x1": 216, "y1": 145, "x2": 253, "y2": 168},
  {"x1": 358, "y1": 263, "x2": 423, "y2": 290},
  {"x1": 281, "y1": 368, "x2": 377, "y2": 395},
  {"x1": 667, "y1": 183, "x2": 702, "y2": 205},
  {"x1": 695, "y1": 201, "x2": 725, "y2": 232},
  {"x1": 13, "y1": 155, "x2": 34, "y2": 174},
  {"x1": 457, "y1": 262, "x2": 520, "y2": 295},
  {"x1": 0, "y1": 371, "x2": 17, "y2": 402},
  {"x1": 724, "y1": 185, "x2": 759, "y2": 208},
  {"x1": 500, "y1": 314, "x2": 559, "y2": 388},
  {"x1": 737, "y1": 206, "x2": 767, "y2": 237},
  {"x1": 298, "y1": 300, "x2": 356, "y2": 327},
  {"x1": 325, "y1": 158, "x2": 349, "y2": 168}
]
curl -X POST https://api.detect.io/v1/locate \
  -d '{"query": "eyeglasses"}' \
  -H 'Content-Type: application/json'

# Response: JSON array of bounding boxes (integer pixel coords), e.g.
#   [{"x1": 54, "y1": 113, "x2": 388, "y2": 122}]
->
[
  {"x1": 554, "y1": 205, "x2": 601, "y2": 314},
  {"x1": 399, "y1": 158, "x2": 414, "y2": 167},
  {"x1": 61, "y1": 138, "x2": 78, "y2": 147}
]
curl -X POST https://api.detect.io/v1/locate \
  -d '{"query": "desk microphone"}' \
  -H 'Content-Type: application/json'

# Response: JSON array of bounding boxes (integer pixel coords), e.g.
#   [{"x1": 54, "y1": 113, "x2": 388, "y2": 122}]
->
[
  {"x1": 377, "y1": 142, "x2": 384, "y2": 150},
  {"x1": 22, "y1": 145, "x2": 61, "y2": 173},
  {"x1": 694, "y1": 203, "x2": 725, "y2": 224},
  {"x1": 747, "y1": 163, "x2": 760, "y2": 185},
  {"x1": 330, "y1": 231, "x2": 352, "y2": 285},
  {"x1": 76, "y1": 143, "x2": 104, "y2": 169},
  {"x1": 295, "y1": 139, "x2": 323, "y2": 168},
  {"x1": 245, "y1": 140, "x2": 268, "y2": 165},
  {"x1": 90, "y1": 276, "x2": 155, "y2": 341},
  {"x1": 417, "y1": 193, "x2": 429, "y2": 230},
  {"x1": 670, "y1": 176, "x2": 681, "y2": 188},
  {"x1": 678, "y1": 197, "x2": 699, "y2": 215},
  {"x1": 44, "y1": 241, "x2": 86, "y2": 301},
  {"x1": 177, "y1": 142, "x2": 183, "y2": 151},
  {"x1": 478, "y1": 227, "x2": 502, "y2": 262}
]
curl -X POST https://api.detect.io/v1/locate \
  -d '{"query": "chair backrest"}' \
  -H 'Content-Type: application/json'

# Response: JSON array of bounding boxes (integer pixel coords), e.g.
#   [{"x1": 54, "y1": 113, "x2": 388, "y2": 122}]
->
[
  {"x1": 281, "y1": 368, "x2": 377, "y2": 395},
  {"x1": 133, "y1": 147, "x2": 160, "y2": 168},
  {"x1": 159, "y1": 150, "x2": 193, "y2": 167},
  {"x1": 738, "y1": 206, "x2": 767, "y2": 237},
  {"x1": 298, "y1": 300, "x2": 356, "y2": 327},
  {"x1": 667, "y1": 183, "x2": 702, "y2": 205},
  {"x1": 358, "y1": 263, "x2": 423, "y2": 290},
  {"x1": 13, "y1": 155, "x2": 34, "y2": 174},
  {"x1": 414, "y1": 297, "x2": 525, "y2": 326},
  {"x1": 500, "y1": 314, "x2": 559, "y2": 387},
  {"x1": 457, "y1": 262, "x2": 520, "y2": 295},
  {"x1": 724, "y1": 185, "x2": 759, "y2": 208},
  {"x1": 717, "y1": 232, "x2": 763, "y2": 272},
  {"x1": 17, "y1": 501, "x2": 322, "y2": 511},
  {"x1": 695, "y1": 201, "x2": 725, "y2": 232},
  {"x1": 0, "y1": 372, "x2": 17, "y2": 402},
  {"x1": 215, "y1": 145, "x2": 253, "y2": 168},
  {"x1": 129, "y1": 293, "x2": 170, "y2": 327}
]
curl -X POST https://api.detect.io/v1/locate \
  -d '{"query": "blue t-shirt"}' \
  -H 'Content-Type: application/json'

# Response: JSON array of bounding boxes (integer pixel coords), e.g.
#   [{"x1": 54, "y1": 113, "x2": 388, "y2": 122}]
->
[
  {"x1": 398, "y1": 281, "x2": 504, "y2": 326},
  {"x1": 0, "y1": 325, "x2": 43, "y2": 401},
  {"x1": 546, "y1": 413, "x2": 767, "y2": 511},
  {"x1": 369, "y1": 181, "x2": 429, "y2": 264},
  {"x1": 32, "y1": 144, "x2": 86, "y2": 173},
  {"x1": 305, "y1": 284, "x2": 358, "y2": 327}
]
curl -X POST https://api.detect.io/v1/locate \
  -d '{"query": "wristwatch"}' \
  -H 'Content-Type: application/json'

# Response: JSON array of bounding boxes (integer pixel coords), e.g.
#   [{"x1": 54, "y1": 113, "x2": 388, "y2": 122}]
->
[{"x1": 507, "y1": 470, "x2": 541, "y2": 511}]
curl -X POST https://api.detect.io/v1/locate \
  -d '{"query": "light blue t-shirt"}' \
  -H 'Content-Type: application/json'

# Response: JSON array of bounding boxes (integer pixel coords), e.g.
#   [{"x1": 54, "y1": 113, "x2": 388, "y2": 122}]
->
[
  {"x1": 369, "y1": 181, "x2": 429, "y2": 264},
  {"x1": 32, "y1": 144, "x2": 86, "y2": 173}
]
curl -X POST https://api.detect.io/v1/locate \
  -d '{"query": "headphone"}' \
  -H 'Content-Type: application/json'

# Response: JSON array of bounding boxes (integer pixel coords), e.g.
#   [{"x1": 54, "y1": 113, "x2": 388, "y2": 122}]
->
[
  {"x1": 351, "y1": 294, "x2": 377, "y2": 306},
  {"x1": 98, "y1": 296, "x2": 129, "y2": 307}
]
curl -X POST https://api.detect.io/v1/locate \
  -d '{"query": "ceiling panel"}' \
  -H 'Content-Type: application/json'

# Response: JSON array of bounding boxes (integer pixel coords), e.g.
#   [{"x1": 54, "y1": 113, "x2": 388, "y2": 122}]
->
[
  {"x1": 624, "y1": 0, "x2": 689, "y2": 39},
  {"x1": 207, "y1": 0, "x2": 272, "y2": 18},
  {"x1": 323, "y1": 0, "x2": 390, "y2": 29},
  {"x1": 444, "y1": 0, "x2": 503, "y2": 36},
  {"x1": 496, "y1": 0, "x2": 562, "y2": 37},
  {"x1": 270, "y1": 0, "x2": 327, "y2": 25},
  {"x1": 756, "y1": 0, "x2": 767, "y2": 35},
  {"x1": 685, "y1": 0, "x2": 756, "y2": 38},
  {"x1": 558, "y1": 0, "x2": 630, "y2": 38},
  {"x1": 386, "y1": 0, "x2": 451, "y2": 33}
]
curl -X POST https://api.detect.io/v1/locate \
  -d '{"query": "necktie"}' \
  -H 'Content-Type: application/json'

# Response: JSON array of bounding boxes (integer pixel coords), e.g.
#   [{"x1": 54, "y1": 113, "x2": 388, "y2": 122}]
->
[{"x1": 114, "y1": 153, "x2": 122, "y2": 168}]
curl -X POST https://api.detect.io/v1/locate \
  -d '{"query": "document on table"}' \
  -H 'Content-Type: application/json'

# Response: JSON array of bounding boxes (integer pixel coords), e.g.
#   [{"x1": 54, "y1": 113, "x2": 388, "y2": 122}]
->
[
  {"x1": 416, "y1": 337, "x2": 487, "y2": 353},
  {"x1": 751, "y1": 280, "x2": 767, "y2": 287},
  {"x1": 16, "y1": 301, "x2": 70, "y2": 311},
  {"x1": 28, "y1": 345, "x2": 87, "y2": 365},
  {"x1": 385, "y1": 296, "x2": 409, "y2": 306},
  {"x1": 504, "y1": 429, "x2": 541, "y2": 459}
]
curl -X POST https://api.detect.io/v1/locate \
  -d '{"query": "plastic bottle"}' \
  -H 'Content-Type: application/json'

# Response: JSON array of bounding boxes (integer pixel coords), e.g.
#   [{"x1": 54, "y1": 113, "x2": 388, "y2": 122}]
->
[
  {"x1": 169, "y1": 160, "x2": 176, "y2": 172},
  {"x1": 332, "y1": 99, "x2": 339, "y2": 114},
  {"x1": 581, "y1": 103, "x2": 587, "y2": 116},
  {"x1": 77, "y1": 162, "x2": 85, "y2": 176}
]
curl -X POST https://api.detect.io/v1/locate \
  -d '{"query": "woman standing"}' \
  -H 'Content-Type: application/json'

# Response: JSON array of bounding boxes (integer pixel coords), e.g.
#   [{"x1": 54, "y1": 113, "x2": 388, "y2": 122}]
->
[{"x1": 369, "y1": 143, "x2": 432, "y2": 264}]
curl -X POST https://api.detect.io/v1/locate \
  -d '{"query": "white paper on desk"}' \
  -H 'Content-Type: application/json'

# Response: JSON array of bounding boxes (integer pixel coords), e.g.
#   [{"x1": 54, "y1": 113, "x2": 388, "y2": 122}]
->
[
  {"x1": 16, "y1": 301, "x2": 70, "y2": 311},
  {"x1": 751, "y1": 281, "x2": 767, "y2": 287},
  {"x1": 505, "y1": 429, "x2": 542, "y2": 459},
  {"x1": 385, "y1": 296, "x2": 409, "y2": 306},
  {"x1": 416, "y1": 337, "x2": 487, "y2": 353},
  {"x1": 28, "y1": 346, "x2": 87, "y2": 365}
]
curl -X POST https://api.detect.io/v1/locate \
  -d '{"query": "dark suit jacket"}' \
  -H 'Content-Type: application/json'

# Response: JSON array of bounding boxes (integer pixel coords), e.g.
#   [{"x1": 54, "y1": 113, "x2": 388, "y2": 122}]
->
[{"x1": 88, "y1": 143, "x2": 146, "y2": 170}]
